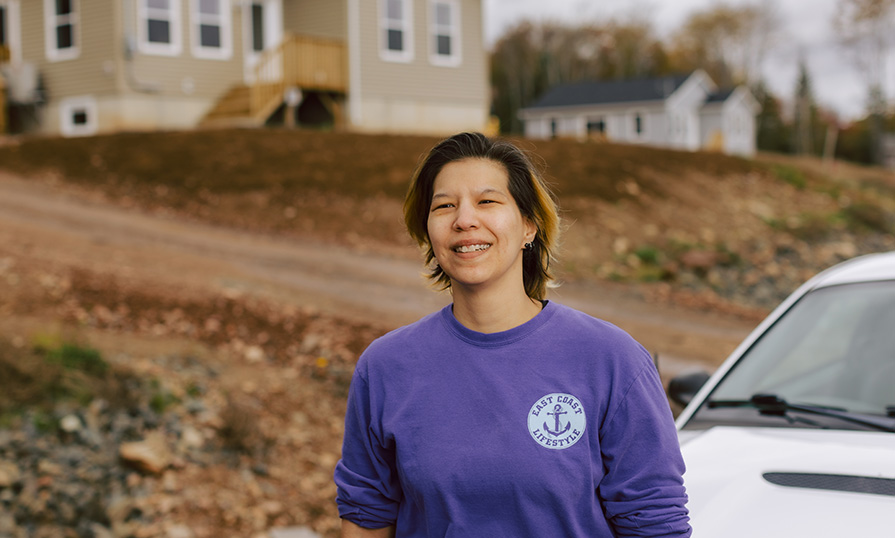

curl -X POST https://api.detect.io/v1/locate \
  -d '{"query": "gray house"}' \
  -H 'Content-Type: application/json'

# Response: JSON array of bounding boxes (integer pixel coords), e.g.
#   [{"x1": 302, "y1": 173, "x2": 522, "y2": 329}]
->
[
  {"x1": 518, "y1": 70, "x2": 760, "y2": 157},
  {"x1": 0, "y1": 0, "x2": 490, "y2": 137}
]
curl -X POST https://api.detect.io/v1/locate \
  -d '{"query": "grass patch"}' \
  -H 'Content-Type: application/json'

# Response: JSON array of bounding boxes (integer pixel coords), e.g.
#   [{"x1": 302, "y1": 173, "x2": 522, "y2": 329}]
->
[
  {"x1": 840, "y1": 201, "x2": 893, "y2": 234},
  {"x1": 0, "y1": 333, "x2": 142, "y2": 421},
  {"x1": 45, "y1": 342, "x2": 108, "y2": 376},
  {"x1": 771, "y1": 165, "x2": 807, "y2": 190},
  {"x1": 634, "y1": 245, "x2": 662, "y2": 266}
]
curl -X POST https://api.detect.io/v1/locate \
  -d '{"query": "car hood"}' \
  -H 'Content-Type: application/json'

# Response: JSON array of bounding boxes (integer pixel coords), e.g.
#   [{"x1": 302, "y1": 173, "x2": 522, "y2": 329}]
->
[{"x1": 679, "y1": 426, "x2": 895, "y2": 537}]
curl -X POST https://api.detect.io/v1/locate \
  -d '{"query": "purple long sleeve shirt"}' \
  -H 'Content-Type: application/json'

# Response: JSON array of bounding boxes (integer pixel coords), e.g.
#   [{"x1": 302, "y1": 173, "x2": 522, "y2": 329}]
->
[{"x1": 335, "y1": 301, "x2": 691, "y2": 537}]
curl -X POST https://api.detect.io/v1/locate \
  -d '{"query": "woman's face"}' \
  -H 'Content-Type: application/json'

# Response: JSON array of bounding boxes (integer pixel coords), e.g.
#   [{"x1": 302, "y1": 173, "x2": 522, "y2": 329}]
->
[{"x1": 427, "y1": 158, "x2": 536, "y2": 295}]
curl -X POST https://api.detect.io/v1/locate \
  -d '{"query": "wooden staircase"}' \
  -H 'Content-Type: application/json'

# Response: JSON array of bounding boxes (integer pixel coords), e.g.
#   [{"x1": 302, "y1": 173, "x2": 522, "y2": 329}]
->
[
  {"x1": 199, "y1": 85, "x2": 254, "y2": 127},
  {"x1": 199, "y1": 34, "x2": 347, "y2": 128}
]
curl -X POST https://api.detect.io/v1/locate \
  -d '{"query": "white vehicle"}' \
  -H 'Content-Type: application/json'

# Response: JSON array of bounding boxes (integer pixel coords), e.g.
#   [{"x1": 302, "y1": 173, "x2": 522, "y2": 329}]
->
[{"x1": 668, "y1": 251, "x2": 895, "y2": 537}]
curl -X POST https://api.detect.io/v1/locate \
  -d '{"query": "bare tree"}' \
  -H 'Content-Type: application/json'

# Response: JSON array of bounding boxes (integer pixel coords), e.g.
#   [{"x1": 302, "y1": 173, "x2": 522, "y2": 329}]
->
[
  {"x1": 490, "y1": 19, "x2": 668, "y2": 133},
  {"x1": 669, "y1": 2, "x2": 780, "y2": 86},
  {"x1": 833, "y1": 0, "x2": 895, "y2": 163}
]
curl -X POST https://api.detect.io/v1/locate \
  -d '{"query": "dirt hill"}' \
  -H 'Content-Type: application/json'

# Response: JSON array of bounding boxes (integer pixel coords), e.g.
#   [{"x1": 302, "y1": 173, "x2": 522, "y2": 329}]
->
[
  {"x1": 0, "y1": 129, "x2": 893, "y2": 537},
  {"x1": 1, "y1": 128, "x2": 893, "y2": 312}
]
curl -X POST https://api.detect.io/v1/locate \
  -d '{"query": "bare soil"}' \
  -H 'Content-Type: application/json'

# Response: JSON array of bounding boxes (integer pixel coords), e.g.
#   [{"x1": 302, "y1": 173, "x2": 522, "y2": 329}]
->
[{"x1": 1, "y1": 129, "x2": 893, "y2": 536}]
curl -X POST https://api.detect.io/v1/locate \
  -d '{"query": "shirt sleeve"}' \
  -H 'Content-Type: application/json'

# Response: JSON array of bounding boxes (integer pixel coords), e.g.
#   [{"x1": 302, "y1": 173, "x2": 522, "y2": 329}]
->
[
  {"x1": 598, "y1": 353, "x2": 692, "y2": 537},
  {"x1": 333, "y1": 366, "x2": 402, "y2": 529}
]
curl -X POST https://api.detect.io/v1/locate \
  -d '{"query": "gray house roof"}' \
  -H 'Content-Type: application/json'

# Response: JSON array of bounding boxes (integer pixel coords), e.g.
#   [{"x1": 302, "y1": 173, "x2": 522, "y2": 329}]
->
[
  {"x1": 527, "y1": 73, "x2": 693, "y2": 109},
  {"x1": 705, "y1": 88, "x2": 736, "y2": 103}
]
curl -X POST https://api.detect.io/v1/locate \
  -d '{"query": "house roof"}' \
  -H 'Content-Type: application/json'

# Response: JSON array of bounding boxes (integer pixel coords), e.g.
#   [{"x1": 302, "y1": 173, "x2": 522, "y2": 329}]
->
[
  {"x1": 706, "y1": 88, "x2": 736, "y2": 103},
  {"x1": 526, "y1": 73, "x2": 693, "y2": 109}
]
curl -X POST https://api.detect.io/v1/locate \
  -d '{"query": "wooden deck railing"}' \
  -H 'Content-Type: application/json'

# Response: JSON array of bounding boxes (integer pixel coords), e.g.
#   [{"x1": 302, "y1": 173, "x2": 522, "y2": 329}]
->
[{"x1": 250, "y1": 34, "x2": 348, "y2": 121}]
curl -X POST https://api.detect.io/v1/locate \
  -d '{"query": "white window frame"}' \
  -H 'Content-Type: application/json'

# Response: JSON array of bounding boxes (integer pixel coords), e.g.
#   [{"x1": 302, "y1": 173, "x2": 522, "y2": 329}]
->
[
  {"x1": 1, "y1": 0, "x2": 22, "y2": 65},
  {"x1": 137, "y1": 0, "x2": 183, "y2": 56},
  {"x1": 43, "y1": 0, "x2": 79, "y2": 61},
  {"x1": 190, "y1": 0, "x2": 232, "y2": 60},
  {"x1": 60, "y1": 95, "x2": 98, "y2": 137},
  {"x1": 379, "y1": 0, "x2": 413, "y2": 63},
  {"x1": 428, "y1": 0, "x2": 460, "y2": 67}
]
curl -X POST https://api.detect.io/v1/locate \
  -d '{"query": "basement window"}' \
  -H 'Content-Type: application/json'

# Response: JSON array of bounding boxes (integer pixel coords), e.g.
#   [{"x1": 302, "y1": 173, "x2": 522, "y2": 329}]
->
[{"x1": 60, "y1": 96, "x2": 98, "y2": 137}]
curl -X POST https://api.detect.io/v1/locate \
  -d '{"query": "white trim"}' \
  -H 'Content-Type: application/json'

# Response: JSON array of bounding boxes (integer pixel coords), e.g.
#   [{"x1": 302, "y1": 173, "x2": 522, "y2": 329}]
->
[
  {"x1": 43, "y1": 0, "x2": 79, "y2": 62},
  {"x1": 241, "y1": 0, "x2": 282, "y2": 83},
  {"x1": 347, "y1": 0, "x2": 362, "y2": 126},
  {"x1": 189, "y1": 0, "x2": 232, "y2": 60},
  {"x1": 137, "y1": 0, "x2": 183, "y2": 57},
  {"x1": 428, "y1": 0, "x2": 460, "y2": 67},
  {"x1": 379, "y1": 0, "x2": 413, "y2": 63},
  {"x1": 59, "y1": 95, "x2": 98, "y2": 137},
  {"x1": 0, "y1": 0, "x2": 21, "y2": 64}
]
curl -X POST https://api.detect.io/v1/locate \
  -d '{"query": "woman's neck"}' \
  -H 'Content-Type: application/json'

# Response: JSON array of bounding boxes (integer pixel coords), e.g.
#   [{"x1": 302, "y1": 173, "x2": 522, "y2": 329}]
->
[{"x1": 450, "y1": 286, "x2": 542, "y2": 334}]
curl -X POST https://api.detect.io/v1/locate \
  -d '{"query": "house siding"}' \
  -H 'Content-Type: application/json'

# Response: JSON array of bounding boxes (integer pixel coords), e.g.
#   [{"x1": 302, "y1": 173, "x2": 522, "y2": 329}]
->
[
  {"x1": 665, "y1": 72, "x2": 713, "y2": 150},
  {"x1": 521, "y1": 71, "x2": 758, "y2": 157},
  {"x1": 698, "y1": 89, "x2": 759, "y2": 157},
  {"x1": 21, "y1": 0, "x2": 119, "y2": 98},
  {"x1": 122, "y1": 0, "x2": 243, "y2": 101},
  {"x1": 521, "y1": 101, "x2": 667, "y2": 145},
  {"x1": 353, "y1": 0, "x2": 488, "y2": 133},
  {"x1": 283, "y1": 0, "x2": 346, "y2": 39},
  {"x1": 16, "y1": 0, "x2": 488, "y2": 136}
]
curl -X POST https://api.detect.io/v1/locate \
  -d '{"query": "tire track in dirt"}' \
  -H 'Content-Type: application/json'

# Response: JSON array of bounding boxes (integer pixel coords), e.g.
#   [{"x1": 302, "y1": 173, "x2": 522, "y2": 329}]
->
[{"x1": 0, "y1": 173, "x2": 755, "y2": 380}]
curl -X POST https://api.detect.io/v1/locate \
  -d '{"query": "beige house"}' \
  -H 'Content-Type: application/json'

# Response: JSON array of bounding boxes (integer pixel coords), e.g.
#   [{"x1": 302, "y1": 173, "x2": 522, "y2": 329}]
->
[{"x1": 0, "y1": 0, "x2": 489, "y2": 137}]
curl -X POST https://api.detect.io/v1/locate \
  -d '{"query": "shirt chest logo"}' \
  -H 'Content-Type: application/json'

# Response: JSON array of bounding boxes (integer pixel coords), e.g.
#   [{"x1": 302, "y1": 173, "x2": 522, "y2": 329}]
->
[{"x1": 528, "y1": 393, "x2": 586, "y2": 450}]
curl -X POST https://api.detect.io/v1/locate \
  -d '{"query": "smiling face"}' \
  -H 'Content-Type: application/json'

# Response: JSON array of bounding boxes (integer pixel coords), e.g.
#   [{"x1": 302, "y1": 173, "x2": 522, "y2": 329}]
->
[{"x1": 427, "y1": 158, "x2": 537, "y2": 297}]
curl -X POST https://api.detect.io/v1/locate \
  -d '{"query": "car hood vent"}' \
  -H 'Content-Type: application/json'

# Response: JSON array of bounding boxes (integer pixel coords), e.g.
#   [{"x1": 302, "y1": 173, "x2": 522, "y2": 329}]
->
[{"x1": 763, "y1": 472, "x2": 895, "y2": 497}]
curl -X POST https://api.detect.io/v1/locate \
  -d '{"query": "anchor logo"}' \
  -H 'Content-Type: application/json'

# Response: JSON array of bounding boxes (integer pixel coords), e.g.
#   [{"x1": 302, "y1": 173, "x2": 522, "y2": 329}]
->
[
  {"x1": 544, "y1": 404, "x2": 571, "y2": 437},
  {"x1": 528, "y1": 392, "x2": 587, "y2": 450}
]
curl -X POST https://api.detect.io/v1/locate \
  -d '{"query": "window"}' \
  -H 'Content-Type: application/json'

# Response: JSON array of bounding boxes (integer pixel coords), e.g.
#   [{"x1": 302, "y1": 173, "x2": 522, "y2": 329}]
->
[
  {"x1": 44, "y1": 0, "x2": 79, "y2": 61},
  {"x1": 137, "y1": 0, "x2": 182, "y2": 56},
  {"x1": 380, "y1": 0, "x2": 412, "y2": 62},
  {"x1": 190, "y1": 0, "x2": 231, "y2": 59},
  {"x1": 250, "y1": 3, "x2": 264, "y2": 52},
  {"x1": 630, "y1": 111, "x2": 646, "y2": 139},
  {"x1": 429, "y1": 0, "x2": 459, "y2": 66},
  {"x1": 1, "y1": 7, "x2": 7, "y2": 47},
  {"x1": 586, "y1": 118, "x2": 605, "y2": 134},
  {"x1": 60, "y1": 96, "x2": 97, "y2": 137}
]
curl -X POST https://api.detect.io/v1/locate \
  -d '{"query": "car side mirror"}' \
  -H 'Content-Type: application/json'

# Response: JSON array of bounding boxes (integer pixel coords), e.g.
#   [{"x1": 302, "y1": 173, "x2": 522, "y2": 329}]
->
[{"x1": 668, "y1": 371, "x2": 711, "y2": 408}]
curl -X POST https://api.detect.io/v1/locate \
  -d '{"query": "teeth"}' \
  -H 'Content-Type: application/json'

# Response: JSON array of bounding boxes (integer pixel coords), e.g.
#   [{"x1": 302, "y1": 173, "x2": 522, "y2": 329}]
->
[{"x1": 455, "y1": 244, "x2": 490, "y2": 253}]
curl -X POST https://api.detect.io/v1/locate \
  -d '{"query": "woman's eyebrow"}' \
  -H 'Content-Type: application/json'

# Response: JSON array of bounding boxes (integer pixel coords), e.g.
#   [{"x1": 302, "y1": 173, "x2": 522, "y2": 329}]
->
[
  {"x1": 480, "y1": 188, "x2": 505, "y2": 196},
  {"x1": 431, "y1": 188, "x2": 506, "y2": 201}
]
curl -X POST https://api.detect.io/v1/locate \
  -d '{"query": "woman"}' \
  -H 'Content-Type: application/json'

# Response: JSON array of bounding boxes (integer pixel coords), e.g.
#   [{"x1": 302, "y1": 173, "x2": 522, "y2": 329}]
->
[{"x1": 334, "y1": 133, "x2": 691, "y2": 537}]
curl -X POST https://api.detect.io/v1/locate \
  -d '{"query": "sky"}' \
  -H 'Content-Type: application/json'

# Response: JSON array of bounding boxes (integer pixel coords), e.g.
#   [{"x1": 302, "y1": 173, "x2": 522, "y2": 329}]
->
[{"x1": 483, "y1": 0, "x2": 895, "y2": 123}]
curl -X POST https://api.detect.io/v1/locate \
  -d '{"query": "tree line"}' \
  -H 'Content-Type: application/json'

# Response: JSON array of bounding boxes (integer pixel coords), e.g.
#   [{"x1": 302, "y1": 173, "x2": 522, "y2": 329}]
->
[{"x1": 490, "y1": 0, "x2": 895, "y2": 165}]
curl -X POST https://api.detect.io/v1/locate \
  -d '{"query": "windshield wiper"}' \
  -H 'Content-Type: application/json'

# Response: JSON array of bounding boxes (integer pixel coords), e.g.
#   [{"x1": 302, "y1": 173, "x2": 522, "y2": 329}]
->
[{"x1": 707, "y1": 394, "x2": 895, "y2": 433}]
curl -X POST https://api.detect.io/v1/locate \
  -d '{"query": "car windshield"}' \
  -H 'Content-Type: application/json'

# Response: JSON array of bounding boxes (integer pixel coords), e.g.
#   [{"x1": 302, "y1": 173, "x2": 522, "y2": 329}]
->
[{"x1": 692, "y1": 280, "x2": 895, "y2": 428}]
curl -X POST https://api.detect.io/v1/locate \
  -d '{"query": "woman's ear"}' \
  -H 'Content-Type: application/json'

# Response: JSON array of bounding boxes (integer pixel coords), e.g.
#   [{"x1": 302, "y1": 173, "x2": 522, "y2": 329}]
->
[{"x1": 524, "y1": 218, "x2": 538, "y2": 245}]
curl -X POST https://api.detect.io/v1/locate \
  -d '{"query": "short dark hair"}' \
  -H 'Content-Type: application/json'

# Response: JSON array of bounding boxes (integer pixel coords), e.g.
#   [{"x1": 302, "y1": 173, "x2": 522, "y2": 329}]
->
[{"x1": 403, "y1": 132, "x2": 560, "y2": 300}]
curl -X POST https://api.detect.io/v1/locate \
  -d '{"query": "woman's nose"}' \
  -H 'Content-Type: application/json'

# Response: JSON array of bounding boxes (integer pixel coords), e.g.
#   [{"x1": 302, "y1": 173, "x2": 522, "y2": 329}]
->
[{"x1": 453, "y1": 202, "x2": 478, "y2": 230}]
